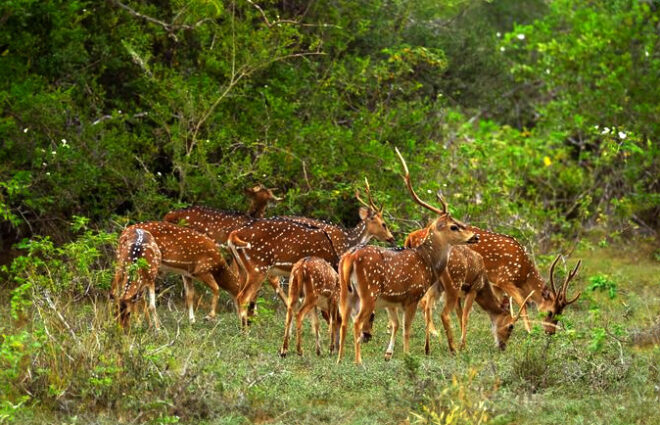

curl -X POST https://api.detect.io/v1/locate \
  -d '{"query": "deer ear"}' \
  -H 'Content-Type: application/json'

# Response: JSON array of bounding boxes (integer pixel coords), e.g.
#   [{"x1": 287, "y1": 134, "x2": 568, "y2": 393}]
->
[
  {"x1": 435, "y1": 216, "x2": 448, "y2": 229},
  {"x1": 358, "y1": 207, "x2": 369, "y2": 220}
]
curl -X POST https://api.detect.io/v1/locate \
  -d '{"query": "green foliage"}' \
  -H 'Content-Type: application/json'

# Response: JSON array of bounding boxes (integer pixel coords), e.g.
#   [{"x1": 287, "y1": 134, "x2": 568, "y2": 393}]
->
[{"x1": 588, "y1": 273, "x2": 618, "y2": 299}]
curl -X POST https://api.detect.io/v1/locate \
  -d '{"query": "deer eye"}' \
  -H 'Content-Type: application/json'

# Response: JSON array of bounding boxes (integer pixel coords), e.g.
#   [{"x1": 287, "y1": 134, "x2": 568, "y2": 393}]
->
[
  {"x1": 450, "y1": 225, "x2": 459, "y2": 231},
  {"x1": 382, "y1": 223, "x2": 387, "y2": 229}
]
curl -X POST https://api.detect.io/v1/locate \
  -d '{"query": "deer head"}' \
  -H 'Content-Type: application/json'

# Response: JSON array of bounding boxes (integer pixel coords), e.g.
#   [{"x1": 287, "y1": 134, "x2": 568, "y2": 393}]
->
[
  {"x1": 355, "y1": 178, "x2": 395, "y2": 244},
  {"x1": 540, "y1": 256, "x2": 582, "y2": 334},
  {"x1": 395, "y1": 148, "x2": 478, "y2": 249},
  {"x1": 245, "y1": 184, "x2": 282, "y2": 218},
  {"x1": 495, "y1": 291, "x2": 535, "y2": 349}
]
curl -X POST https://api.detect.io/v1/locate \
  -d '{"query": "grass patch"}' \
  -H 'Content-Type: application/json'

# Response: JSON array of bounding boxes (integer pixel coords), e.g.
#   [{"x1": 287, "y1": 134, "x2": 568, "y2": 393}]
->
[{"x1": 2, "y1": 239, "x2": 659, "y2": 424}]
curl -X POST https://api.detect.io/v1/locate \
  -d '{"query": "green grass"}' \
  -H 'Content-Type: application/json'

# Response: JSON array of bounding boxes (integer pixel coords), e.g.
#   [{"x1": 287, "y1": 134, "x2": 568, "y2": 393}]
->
[{"x1": 4, "y1": 239, "x2": 660, "y2": 425}]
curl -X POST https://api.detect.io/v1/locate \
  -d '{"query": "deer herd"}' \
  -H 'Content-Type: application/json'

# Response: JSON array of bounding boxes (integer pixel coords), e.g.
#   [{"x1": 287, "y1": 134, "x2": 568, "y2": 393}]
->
[{"x1": 110, "y1": 149, "x2": 582, "y2": 364}]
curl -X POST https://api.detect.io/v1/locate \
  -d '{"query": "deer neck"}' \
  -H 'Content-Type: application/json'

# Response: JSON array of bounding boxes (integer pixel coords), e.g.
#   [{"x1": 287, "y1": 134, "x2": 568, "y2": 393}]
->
[
  {"x1": 247, "y1": 200, "x2": 269, "y2": 218},
  {"x1": 475, "y1": 283, "x2": 503, "y2": 317},
  {"x1": 416, "y1": 239, "x2": 452, "y2": 277},
  {"x1": 344, "y1": 221, "x2": 370, "y2": 249},
  {"x1": 525, "y1": 267, "x2": 549, "y2": 307},
  {"x1": 213, "y1": 266, "x2": 241, "y2": 298}
]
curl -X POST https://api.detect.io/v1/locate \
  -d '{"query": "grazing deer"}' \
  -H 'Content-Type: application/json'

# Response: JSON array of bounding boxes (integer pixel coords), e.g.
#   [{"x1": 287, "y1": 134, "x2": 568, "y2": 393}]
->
[
  {"x1": 110, "y1": 221, "x2": 240, "y2": 327},
  {"x1": 228, "y1": 181, "x2": 395, "y2": 327},
  {"x1": 279, "y1": 257, "x2": 340, "y2": 357},
  {"x1": 111, "y1": 227, "x2": 162, "y2": 329},
  {"x1": 336, "y1": 149, "x2": 479, "y2": 364},
  {"x1": 404, "y1": 230, "x2": 531, "y2": 352},
  {"x1": 463, "y1": 227, "x2": 582, "y2": 334}
]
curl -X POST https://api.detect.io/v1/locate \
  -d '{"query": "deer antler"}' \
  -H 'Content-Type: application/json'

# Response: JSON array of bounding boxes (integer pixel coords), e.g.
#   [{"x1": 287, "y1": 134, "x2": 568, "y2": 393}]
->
[
  {"x1": 435, "y1": 191, "x2": 449, "y2": 214},
  {"x1": 395, "y1": 147, "x2": 447, "y2": 215},
  {"x1": 549, "y1": 256, "x2": 582, "y2": 308},
  {"x1": 363, "y1": 177, "x2": 383, "y2": 212},
  {"x1": 510, "y1": 291, "x2": 535, "y2": 322},
  {"x1": 355, "y1": 188, "x2": 371, "y2": 209}
]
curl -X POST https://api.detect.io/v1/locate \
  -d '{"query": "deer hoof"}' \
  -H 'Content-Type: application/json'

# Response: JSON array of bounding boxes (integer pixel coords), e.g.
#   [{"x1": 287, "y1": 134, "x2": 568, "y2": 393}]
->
[
  {"x1": 361, "y1": 332, "x2": 372, "y2": 343},
  {"x1": 204, "y1": 314, "x2": 216, "y2": 321},
  {"x1": 384, "y1": 352, "x2": 392, "y2": 361},
  {"x1": 279, "y1": 350, "x2": 287, "y2": 358}
]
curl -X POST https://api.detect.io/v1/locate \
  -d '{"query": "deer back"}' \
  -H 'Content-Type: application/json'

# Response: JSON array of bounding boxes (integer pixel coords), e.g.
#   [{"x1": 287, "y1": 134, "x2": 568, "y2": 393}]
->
[
  {"x1": 348, "y1": 245, "x2": 434, "y2": 303},
  {"x1": 228, "y1": 218, "x2": 341, "y2": 272},
  {"x1": 163, "y1": 206, "x2": 255, "y2": 244},
  {"x1": 131, "y1": 221, "x2": 228, "y2": 276}
]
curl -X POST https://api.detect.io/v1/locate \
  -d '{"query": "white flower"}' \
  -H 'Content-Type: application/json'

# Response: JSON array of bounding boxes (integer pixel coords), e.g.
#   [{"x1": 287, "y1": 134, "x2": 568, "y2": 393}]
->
[
  {"x1": 496, "y1": 32, "x2": 501, "y2": 38},
  {"x1": 426, "y1": 189, "x2": 432, "y2": 194},
  {"x1": 601, "y1": 127, "x2": 610, "y2": 135},
  {"x1": 618, "y1": 131, "x2": 627, "y2": 139},
  {"x1": 517, "y1": 34, "x2": 525, "y2": 40},
  {"x1": 52, "y1": 150, "x2": 57, "y2": 155},
  {"x1": 42, "y1": 162, "x2": 47, "y2": 167},
  {"x1": 594, "y1": 125, "x2": 599, "y2": 129},
  {"x1": 500, "y1": 46, "x2": 505, "y2": 52},
  {"x1": 156, "y1": 171, "x2": 162, "y2": 176},
  {"x1": 545, "y1": 69, "x2": 550, "y2": 74},
  {"x1": 46, "y1": 172, "x2": 51, "y2": 176},
  {"x1": 645, "y1": 51, "x2": 650, "y2": 57},
  {"x1": 23, "y1": 128, "x2": 29, "y2": 133},
  {"x1": 61, "y1": 139, "x2": 67, "y2": 145},
  {"x1": 118, "y1": 110, "x2": 122, "y2": 114}
]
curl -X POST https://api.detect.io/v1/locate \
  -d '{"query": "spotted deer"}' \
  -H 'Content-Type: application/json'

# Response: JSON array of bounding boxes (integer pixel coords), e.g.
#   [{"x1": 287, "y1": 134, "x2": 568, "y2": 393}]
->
[
  {"x1": 336, "y1": 149, "x2": 479, "y2": 364},
  {"x1": 463, "y1": 227, "x2": 582, "y2": 334},
  {"x1": 279, "y1": 257, "x2": 340, "y2": 357},
  {"x1": 110, "y1": 221, "x2": 240, "y2": 327},
  {"x1": 111, "y1": 227, "x2": 162, "y2": 329},
  {"x1": 228, "y1": 181, "x2": 395, "y2": 327},
  {"x1": 404, "y1": 230, "x2": 531, "y2": 352}
]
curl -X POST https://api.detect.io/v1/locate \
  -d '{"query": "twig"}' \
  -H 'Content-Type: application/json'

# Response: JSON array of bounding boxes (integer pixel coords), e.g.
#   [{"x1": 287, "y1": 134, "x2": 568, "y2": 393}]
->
[{"x1": 111, "y1": 0, "x2": 211, "y2": 41}]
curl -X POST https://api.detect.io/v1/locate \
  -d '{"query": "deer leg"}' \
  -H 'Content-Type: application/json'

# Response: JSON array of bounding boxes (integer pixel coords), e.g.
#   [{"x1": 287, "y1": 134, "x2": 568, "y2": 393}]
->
[
  {"x1": 312, "y1": 307, "x2": 322, "y2": 356},
  {"x1": 195, "y1": 272, "x2": 220, "y2": 321},
  {"x1": 440, "y1": 290, "x2": 458, "y2": 354},
  {"x1": 236, "y1": 270, "x2": 266, "y2": 327},
  {"x1": 353, "y1": 301, "x2": 374, "y2": 365},
  {"x1": 147, "y1": 283, "x2": 160, "y2": 331},
  {"x1": 182, "y1": 276, "x2": 196, "y2": 323},
  {"x1": 402, "y1": 302, "x2": 417, "y2": 355},
  {"x1": 384, "y1": 307, "x2": 400, "y2": 361},
  {"x1": 460, "y1": 291, "x2": 476, "y2": 350},
  {"x1": 295, "y1": 296, "x2": 317, "y2": 356},
  {"x1": 455, "y1": 298, "x2": 464, "y2": 334},
  {"x1": 336, "y1": 291, "x2": 352, "y2": 364},
  {"x1": 422, "y1": 284, "x2": 440, "y2": 337},
  {"x1": 279, "y1": 292, "x2": 298, "y2": 358}
]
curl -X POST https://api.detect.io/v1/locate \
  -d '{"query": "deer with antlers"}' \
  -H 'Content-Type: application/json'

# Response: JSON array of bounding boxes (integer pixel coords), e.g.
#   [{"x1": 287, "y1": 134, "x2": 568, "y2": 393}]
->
[
  {"x1": 228, "y1": 181, "x2": 395, "y2": 327},
  {"x1": 404, "y1": 229, "x2": 531, "y2": 352},
  {"x1": 336, "y1": 149, "x2": 480, "y2": 364},
  {"x1": 279, "y1": 257, "x2": 340, "y2": 357},
  {"x1": 463, "y1": 227, "x2": 582, "y2": 334},
  {"x1": 110, "y1": 221, "x2": 241, "y2": 328}
]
